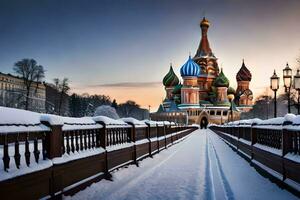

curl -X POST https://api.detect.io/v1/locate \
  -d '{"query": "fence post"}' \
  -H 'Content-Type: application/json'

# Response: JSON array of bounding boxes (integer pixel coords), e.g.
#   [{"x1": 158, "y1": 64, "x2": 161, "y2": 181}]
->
[
  {"x1": 145, "y1": 122, "x2": 153, "y2": 158},
  {"x1": 95, "y1": 122, "x2": 111, "y2": 179},
  {"x1": 98, "y1": 123, "x2": 107, "y2": 149},
  {"x1": 282, "y1": 119, "x2": 293, "y2": 181},
  {"x1": 156, "y1": 124, "x2": 160, "y2": 153},
  {"x1": 282, "y1": 120, "x2": 292, "y2": 157},
  {"x1": 41, "y1": 121, "x2": 63, "y2": 159},
  {"x1": 127, "y1": 122, "x2": 138, "y2": 166},
  {"x1": 164, "y1": 123, "x2": 167, "y2": 149},
  {"x1": 250, "y1": 123, "x2": 257, "y2": 160}
]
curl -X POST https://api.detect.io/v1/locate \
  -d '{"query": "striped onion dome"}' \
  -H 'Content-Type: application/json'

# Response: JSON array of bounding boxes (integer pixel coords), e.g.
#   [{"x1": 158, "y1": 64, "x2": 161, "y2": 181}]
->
[
  {"x1": 163, "y1": 64, "x2": 179, "y2": 87},
  {"x1": 214, "y1": 68, "x2": 229, "y2": 87},
  {"x1": 180, "y1": 56, "x2": 201, "y2": 77},
  {"x1": 236, "y1": 60, "x2": 252, "y2": 81}
]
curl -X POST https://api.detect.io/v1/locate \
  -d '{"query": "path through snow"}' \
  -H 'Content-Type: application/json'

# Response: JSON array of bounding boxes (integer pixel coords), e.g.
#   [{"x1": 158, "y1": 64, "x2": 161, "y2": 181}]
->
[{"x1": 67, "y1": 129, "x2": 297, "y2": 200}]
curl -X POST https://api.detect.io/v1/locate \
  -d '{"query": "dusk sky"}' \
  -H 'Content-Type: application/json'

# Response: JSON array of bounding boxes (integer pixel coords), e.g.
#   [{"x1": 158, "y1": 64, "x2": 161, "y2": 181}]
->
[{"x1": 0, "y1": 0, "x2": 300, "y2": 110}]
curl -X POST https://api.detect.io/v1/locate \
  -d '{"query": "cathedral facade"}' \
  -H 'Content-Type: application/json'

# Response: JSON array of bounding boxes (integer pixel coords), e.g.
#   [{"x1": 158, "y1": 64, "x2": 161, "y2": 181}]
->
[{"x1": 151, "y1": 18, "x2": 253, "y2": 125}]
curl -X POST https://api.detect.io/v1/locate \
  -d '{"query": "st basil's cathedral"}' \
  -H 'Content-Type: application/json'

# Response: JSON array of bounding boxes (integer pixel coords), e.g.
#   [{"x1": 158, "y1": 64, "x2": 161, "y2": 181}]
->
[{"x1": 151, "y1": 17, "x2": 253, "y2": 125}]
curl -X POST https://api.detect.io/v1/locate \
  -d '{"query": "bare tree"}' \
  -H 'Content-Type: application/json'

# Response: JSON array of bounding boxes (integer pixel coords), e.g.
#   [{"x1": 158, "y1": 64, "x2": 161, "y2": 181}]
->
[
  {"x1": 53, "y1": 78, "x2": 70, "y2": 115},
  {"x1": 13, "y1": 59, "x2": 45, "y2": 110}
]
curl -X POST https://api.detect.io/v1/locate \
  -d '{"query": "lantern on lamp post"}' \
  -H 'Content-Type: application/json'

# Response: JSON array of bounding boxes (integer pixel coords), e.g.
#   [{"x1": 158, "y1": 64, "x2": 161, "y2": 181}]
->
[
  {"x1": 270, "y1": 70, "x2": 279, "y2": 117},
  {"x1": 294, "y1": 69, "x2": 300, "y2": 114},
  {"x1": 283, "y1": 63, "x2": 292, "y2": 113},
  {"x1": 227, "y1": 94, "x2": 235, "y2": 122}
]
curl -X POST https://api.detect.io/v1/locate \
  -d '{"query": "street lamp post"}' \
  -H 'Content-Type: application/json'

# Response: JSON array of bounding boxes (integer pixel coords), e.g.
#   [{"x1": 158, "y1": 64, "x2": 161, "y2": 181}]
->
[
  {"x1": 270, "y1": 70, "x2": 279, "y2": 117},
  {"x1": 227, "y1": 94, "x2": 235, "y2": 122},
  {"x1": 283, "y1": 63, "x2": 292, "y2": 113},
  {"x1": 294, "y1": 69, "x2": 300, "y2": 114}
]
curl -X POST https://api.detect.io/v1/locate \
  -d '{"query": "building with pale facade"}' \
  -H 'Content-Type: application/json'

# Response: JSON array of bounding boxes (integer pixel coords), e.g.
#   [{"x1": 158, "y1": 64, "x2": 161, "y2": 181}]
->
[{"x1": 0, "y1": 72, "x2": 46, "y2": 112}]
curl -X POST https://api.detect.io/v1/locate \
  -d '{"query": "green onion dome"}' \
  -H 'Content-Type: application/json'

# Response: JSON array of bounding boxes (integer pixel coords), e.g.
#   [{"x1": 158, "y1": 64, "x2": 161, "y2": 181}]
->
[
  {"x1": 163, "y1": 64, "x2": 179, "y2": 87},
  {"x1": 172, "y1": 83, "x2": 182, "y2": 95},
  {"x1": 214, "y1": 69, "x2": 229, "y2": 87},
  {"x1": 227, "y1": 87, "x2": 236, "y2": 95}
]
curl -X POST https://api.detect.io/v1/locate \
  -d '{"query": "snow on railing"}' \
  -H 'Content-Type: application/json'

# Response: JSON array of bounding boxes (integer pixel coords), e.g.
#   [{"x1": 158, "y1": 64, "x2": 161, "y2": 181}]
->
[
  {"x1": 0, "y1": 106, "x2": 197, "y2": 182},
  {"x1": 210, "y1": 113, "x2": 300, "y2": 160},
  {"x1": 210, "y1": 115, "x2": 300, "y2": 191}
]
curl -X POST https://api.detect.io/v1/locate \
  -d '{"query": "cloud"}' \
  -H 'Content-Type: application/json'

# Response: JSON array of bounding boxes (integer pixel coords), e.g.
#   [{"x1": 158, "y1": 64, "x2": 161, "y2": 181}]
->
[{"x1": 88, "y1": 81, "x2": 162, "y2": 88}]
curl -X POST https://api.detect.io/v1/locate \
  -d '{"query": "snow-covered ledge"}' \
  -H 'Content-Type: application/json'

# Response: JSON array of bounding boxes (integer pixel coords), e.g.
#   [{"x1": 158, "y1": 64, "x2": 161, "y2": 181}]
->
[
  {"x1": 93, "y1": 116, "x2": 131, "y2": 128},
  {"x1": 122, "y1": 117, "x2": 147, "y2": 128}
]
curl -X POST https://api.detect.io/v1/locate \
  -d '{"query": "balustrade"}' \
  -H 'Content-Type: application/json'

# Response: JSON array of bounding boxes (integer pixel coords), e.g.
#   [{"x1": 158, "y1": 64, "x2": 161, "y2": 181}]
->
[{"x1": 1, "y1": 131, "x2": 48, "y2": 171}]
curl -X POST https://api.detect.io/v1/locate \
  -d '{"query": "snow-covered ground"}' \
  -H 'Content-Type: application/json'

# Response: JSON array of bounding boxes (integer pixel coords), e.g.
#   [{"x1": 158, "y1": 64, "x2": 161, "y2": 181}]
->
[{"x1": 66, "y1": 129, "x2": 297, "y2": 200}]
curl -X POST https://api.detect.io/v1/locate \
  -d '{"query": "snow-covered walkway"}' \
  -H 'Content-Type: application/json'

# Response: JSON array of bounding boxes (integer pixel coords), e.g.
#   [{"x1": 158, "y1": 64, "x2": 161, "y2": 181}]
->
[{"x1": 67, "y1": 129, "x2": 297, "y2": 200}]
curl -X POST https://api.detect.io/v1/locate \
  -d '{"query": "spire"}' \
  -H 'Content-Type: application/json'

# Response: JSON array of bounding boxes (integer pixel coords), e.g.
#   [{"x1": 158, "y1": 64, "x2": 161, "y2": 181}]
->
[{"x1": 195, "y1": 17, "x2": 212, "y2": 58}]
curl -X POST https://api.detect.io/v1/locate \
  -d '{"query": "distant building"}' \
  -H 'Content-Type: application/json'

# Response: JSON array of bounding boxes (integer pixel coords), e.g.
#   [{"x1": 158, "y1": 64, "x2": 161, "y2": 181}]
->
[
  {"x1": 0, "y1": 72, "x2": 46, "y2": 112},
  {"x1": 45, "y1": 83, "x2": 70, "y2": 115},
  {"x1": 151, "y1": 18, "x2": 253, "y2": 125}
]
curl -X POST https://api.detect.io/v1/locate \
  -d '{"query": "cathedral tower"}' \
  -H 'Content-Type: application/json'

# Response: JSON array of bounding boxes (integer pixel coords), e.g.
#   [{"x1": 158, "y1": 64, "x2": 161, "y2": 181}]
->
[
  {"x1": 163, "y1": 64, "x2": 179, "y2": 100},
  {"x1": 179, "y1": 56, "x2": 200, "y2": 107},
  {"x1": 235, "y1": 60, "x2": 253, "y2": 106},
  {"x1": 193, "y1": 17, "x2": 219, "y2": 101}
]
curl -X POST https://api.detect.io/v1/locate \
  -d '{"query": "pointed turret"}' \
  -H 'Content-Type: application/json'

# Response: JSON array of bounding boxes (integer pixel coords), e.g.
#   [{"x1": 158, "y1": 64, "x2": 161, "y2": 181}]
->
[
  {"x1": 193, "y1": 17, "x2": 219, "y2": 79},
  {"x1": 163, "y1": 63, "x2": 180, "y2": 101},
  {"x1": 163, "y1": 64, "x2": 179, "y2": 87},
  {"x1": 195, "y1": 17, "x2": 213, "y2": 57},
  {"x1": 236, "y1": 59, "x2": 252, "y2": 81}
]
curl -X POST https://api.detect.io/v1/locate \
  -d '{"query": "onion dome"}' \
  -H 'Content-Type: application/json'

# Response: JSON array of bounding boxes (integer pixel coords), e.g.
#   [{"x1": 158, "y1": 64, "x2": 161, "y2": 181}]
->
[
  {"x1": 163, "y1": 64, "x2": 179, "y2": 87},
  {"x1": 180, "y1": 56, "x2": 201, "y2": 77},
  {"x1": 172, "y1": 84, "x2": 182, "y2": 95},
  {"x1": 236, "y1": 60, "x2": 252, "y2": 81},
  {"x1": 214, "y1": 69, "x2": 229, "y2": 87},
  {"x1": 200, "y1": 17, "x2": 210, "y2": 27},
  {"x1": 227, "y1": 87, "x2": 236, "y2": 95}
]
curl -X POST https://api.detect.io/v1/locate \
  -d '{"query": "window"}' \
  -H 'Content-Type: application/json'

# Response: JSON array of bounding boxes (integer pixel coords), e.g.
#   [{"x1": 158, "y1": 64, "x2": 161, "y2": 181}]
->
[
  {"x1": 210, "y1": 110, "x2": 215, "y2": 115},
  {"x1": 223, "y1": 111, "x2": 228, "y2": 116},
  {"x1": 216, "y1": 111, "x2": 221, "y2": 115}
]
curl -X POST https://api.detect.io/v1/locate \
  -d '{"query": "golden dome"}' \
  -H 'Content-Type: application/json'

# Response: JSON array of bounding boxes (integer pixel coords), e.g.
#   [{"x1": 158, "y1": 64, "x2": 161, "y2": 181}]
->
[{"x1": 200, "y1": 17, "x2": 210, "y2": 27}]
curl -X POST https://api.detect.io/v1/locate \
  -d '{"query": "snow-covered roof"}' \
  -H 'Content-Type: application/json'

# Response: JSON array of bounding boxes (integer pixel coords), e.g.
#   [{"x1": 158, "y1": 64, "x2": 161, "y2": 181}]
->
[
  {"x1": 0, "y1": 107, "x2": 50, "y2": 133},
  {"x1": 122, "y1": 117, "x2": 147, "y2": 128},
  {"x1": 93, "y1": 116, "x2": 130, "y2": 128}
]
